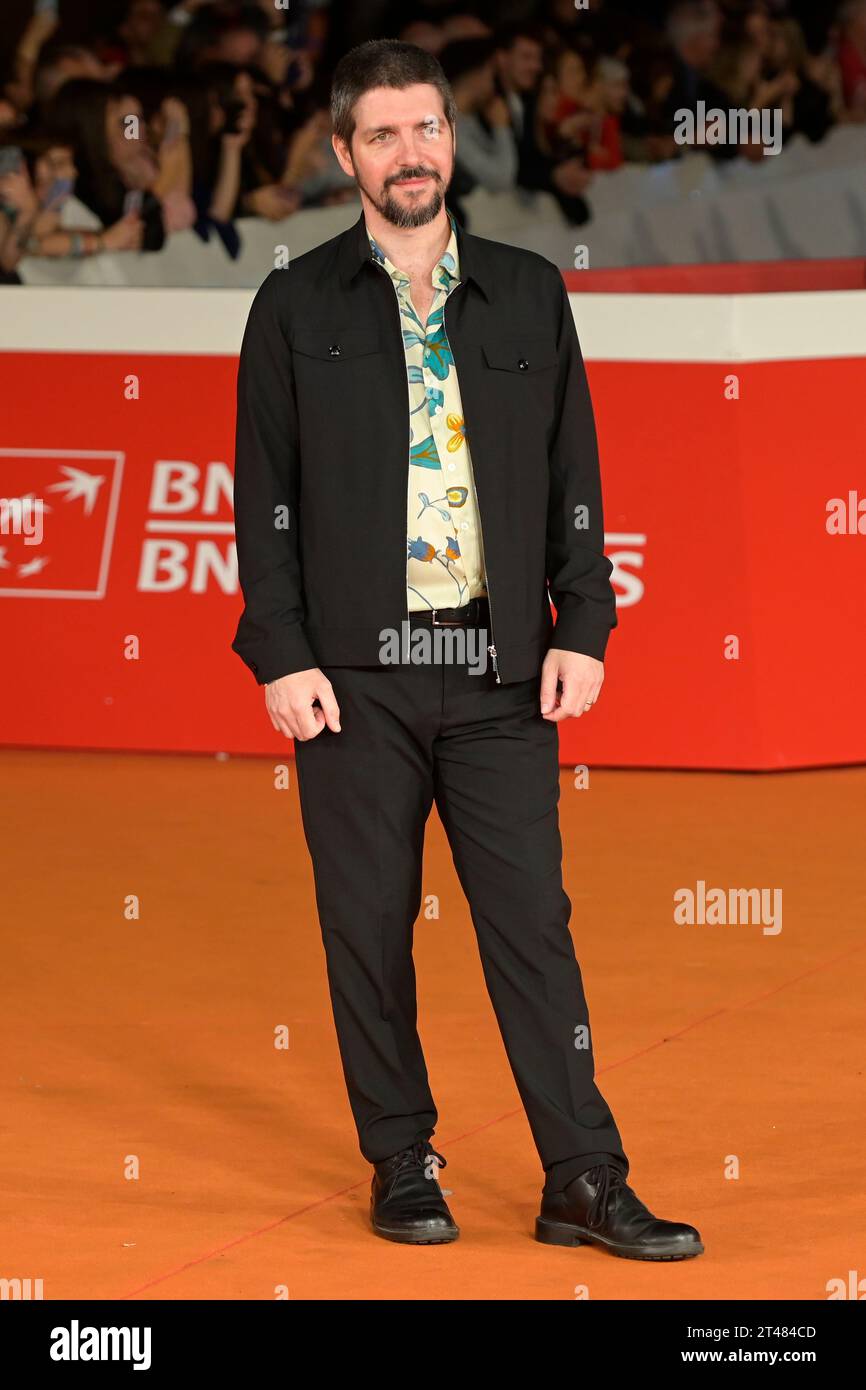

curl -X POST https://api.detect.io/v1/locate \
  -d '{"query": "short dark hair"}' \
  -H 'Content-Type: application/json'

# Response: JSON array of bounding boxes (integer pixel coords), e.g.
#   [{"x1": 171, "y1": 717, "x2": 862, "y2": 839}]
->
[{"x1": 330, "y1": 39, "x2": 456, "y2": 152}]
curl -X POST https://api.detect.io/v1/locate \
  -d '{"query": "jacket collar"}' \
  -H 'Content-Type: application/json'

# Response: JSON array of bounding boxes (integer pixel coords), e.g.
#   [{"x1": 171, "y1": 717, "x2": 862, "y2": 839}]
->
[{"x1": 336, "y1": 204, "x2": 491, "y2": 300}]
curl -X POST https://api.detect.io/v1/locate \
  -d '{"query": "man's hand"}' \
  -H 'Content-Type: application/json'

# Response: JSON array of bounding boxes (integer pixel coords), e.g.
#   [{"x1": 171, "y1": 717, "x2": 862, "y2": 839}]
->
[
  {"x1": 540, "y1": 649, "x2": 604, "y2": 722},
  {"x1": 265, "y1": 668, "x2": 341, "y2": 740}
]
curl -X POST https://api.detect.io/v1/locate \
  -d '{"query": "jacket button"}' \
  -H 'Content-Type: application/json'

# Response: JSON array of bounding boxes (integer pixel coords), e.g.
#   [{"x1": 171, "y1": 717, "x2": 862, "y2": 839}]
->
[
  {"x1": 329, "y1": 343, "x2": 341, "y2": 356},
  {"x1": 518, "y1": 358, "x2": 529, "y2": 370}
]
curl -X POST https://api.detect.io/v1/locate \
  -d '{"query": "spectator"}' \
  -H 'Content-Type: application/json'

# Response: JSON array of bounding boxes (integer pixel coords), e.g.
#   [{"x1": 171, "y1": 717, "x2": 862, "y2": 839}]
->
[
  {"x1": 536, "y1": 45, "x2": 593, "y2": 160},
  {"x1": 836, "y1": 0, "x2": 866, "y2": 116},
  {"x1": 170, "y1": 2, "x2": 271, "y2": 70},
  {"x1": 584, "y1": 56, "x2": 630, "y2": 172},
  {"x1": 707, "y1": 37, "x2": 765, "y2": 106},
  {"x1": 439, "y1": 37, "x2": 517, "y2": 194},
  {"x1": 0, "y1": 0, "x2": 862, "y2": 277},
  {"x1": 493, "y1": 21, "x2": 545, "y2": 146},
  {"x1": 120, "y1": 65, "x2": 196, "y2": 217},
  {"x1": 552, "y1": 41, "x2": 591, "y2": 116},
  {"x1": 765, "y1": 17, "x2": 838, "y2": 143},
  {"x1": 727, "y1": 0, "x2": 774, "y2": 59},
  {"x1": 47, "y1": 77, "x2": 193, "y2": 248},
  {"x1": 4, "y1": 1, "x2": 62, "y2": 117},
  {"x1": 114, "y1": 0, "x2": 174, "y2": 67},
  {"x1": 620, "y1": 46, "x2": 679, "y2": 162},
  {"x1": 704, "y1": 38, "x2": 776, "y2": 157},
  {"x1": 494, "y1": 21, "x2": 591, "y2": 224},
  {"x1": 280, "y1": 100, "x2": 355, "y2": 207},
  {"x1": 528, "y1": 66, "x2": 593, "y2": 221},
  {"x1": 0, "y1": 131, "x2": 143, "y2": 277},
  {"x1": 663, "y1": 0, "x2": 730, "y2": 129},
  {"x1": 32, "y1": 44, "x2": 117, "y2": 114},
  {"x1": 196, "y1": 61, "x2": 299, "y2": 221}
]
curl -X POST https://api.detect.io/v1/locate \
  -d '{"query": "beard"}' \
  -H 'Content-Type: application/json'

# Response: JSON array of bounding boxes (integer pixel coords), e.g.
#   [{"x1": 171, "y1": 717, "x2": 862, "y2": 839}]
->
[{"x1": 359, "y1": 165, "x2": 448, "y2": 228}]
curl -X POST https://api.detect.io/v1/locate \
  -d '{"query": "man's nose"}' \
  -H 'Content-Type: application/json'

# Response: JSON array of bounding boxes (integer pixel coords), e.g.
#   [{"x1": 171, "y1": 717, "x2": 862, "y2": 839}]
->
[{"x1": 395, "y1": 132, "x2": 437, "y2": 164}]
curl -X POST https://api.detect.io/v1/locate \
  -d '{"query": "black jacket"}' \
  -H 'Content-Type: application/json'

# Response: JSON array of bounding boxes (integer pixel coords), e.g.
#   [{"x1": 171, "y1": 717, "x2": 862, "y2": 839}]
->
[{"x1": 231, "y1": 205, "x2": 617, "y2": 685}]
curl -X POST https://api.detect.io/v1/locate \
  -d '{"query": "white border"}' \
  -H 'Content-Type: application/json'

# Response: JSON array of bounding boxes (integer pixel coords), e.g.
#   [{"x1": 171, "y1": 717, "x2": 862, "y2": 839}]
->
[{"x1": 0, "y1": 285, "x2": 865, "y2": 362}]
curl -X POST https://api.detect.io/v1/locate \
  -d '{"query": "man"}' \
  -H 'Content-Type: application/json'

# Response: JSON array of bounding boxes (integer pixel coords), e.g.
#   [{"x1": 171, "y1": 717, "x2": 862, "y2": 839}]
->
[
  {"x1": 231, "y1": 38, "x2": 703, "y2": 1261},
  {"x1": 440, "y1": 37, "x2": 517, "y2": 195},
  {"x1": 663, "y1": 0, "x2": 738, "y2": 162},
  {"x1": 493, "y1": 22, "x2": 591, "y2": 225}
]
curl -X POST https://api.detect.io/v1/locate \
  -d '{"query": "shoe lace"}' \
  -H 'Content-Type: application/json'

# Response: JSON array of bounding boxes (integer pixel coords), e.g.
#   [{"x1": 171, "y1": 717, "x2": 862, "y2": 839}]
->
[
  {"x1": 586, "y1": 1162, "x2": 626, "y2": 1229},
  {"x1": 389, "y1": 1139, "x2": 447, "y2": 1178}
]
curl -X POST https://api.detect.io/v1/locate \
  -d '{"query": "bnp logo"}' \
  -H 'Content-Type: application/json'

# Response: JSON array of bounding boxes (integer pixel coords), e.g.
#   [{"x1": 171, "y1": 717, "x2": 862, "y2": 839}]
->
[{"x1": 0, "y1": 448, "x2": 123, "y2": 598}]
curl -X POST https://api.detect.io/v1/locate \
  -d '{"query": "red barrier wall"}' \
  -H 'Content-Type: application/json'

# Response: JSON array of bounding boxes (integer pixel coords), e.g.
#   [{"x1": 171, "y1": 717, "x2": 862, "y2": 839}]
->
[{"x1": 2, "y1": 269, "x2": 865, "y2": 769}]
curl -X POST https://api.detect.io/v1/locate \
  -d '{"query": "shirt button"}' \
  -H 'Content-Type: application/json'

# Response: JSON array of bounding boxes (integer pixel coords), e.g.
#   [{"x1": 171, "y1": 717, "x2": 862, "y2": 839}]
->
[
  {"x1": 460, "y1": 522, "x2": 469, "y2": 531},
  {"x1": 447, "y1": 463, "x2": 456, "y2": 472},
  {"x1": 518, "y1": 358, "x2": 529, "y2": 370}
]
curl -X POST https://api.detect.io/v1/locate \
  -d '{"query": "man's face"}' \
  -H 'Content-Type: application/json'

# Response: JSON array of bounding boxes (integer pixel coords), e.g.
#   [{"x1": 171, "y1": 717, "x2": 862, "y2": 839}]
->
[
  {"x1": 334, "y1": 84, "x2": 454, "y2": 229},
  {"x1": 502, "y1": 37, "x2": 543, "y2": 92}
]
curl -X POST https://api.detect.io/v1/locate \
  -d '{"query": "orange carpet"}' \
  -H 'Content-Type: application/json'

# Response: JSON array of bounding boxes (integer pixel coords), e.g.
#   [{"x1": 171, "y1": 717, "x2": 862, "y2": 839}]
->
[{"x1": 2, "y1": 747, "x2": 863, "y2": 1300}]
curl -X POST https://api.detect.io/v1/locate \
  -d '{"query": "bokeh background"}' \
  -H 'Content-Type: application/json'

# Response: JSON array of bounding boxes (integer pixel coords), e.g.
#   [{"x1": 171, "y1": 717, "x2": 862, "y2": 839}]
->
[{"x1": 2, "y1": 0, "x2": 866, "y2": 283}]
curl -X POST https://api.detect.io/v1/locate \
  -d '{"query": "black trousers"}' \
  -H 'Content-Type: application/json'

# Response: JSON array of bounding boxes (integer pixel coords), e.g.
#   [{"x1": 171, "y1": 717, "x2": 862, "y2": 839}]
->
[{"x1": 293, "y1": 638, "x2": 629, "y2": 1194}]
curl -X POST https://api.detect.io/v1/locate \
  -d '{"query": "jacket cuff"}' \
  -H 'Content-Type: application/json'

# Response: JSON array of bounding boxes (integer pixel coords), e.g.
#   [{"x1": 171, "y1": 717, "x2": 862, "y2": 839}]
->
[
  {"x1": 232, "y1": 623, "x2": 318, "y2": 685},
  {"x1": 549, "y1": 601, "x2": 615, "y2": 662}
]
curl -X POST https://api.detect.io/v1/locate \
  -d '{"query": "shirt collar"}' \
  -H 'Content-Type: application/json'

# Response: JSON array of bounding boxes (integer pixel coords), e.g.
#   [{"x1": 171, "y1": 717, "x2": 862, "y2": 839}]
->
[
  {"x1": 367, "y1": 208, "x2": 460, "y2": 292},
  {"x1": 337, "y1": 204, "x2": 491, "y2": 300}
]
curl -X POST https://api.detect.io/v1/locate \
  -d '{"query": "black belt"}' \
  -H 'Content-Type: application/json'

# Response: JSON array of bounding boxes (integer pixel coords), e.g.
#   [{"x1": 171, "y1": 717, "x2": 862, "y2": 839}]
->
[{"x1": 408, "y1": 596, "x2": 490, "y2": 627}]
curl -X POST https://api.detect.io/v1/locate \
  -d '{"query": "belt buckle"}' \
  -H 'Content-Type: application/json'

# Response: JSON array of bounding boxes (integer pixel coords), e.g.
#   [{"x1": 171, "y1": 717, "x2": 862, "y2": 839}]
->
[{"x1": 431, "y1": 607, "x2": 461, "y2": 627}]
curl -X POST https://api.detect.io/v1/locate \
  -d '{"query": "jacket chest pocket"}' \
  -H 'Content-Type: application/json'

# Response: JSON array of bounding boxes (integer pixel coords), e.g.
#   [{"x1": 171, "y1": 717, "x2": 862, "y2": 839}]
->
[
  {"x1": 479, "y1": 333, "x2": 558, "y2": 448},
  {"x1": 291, "y1": 325, "x2": 395, "y2": 455},
  {"x1": 481, "y1": 333, "x2": 558, "y2": 374},
  {"x1": 291, "y1": 326, "x2": 381, "y2": 362}
]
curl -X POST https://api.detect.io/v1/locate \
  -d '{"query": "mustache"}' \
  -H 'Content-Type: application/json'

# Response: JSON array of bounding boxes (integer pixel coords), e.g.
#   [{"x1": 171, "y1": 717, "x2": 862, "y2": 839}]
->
[{"x1": 388, "y1": 170, "x2": 440, "y2": 185}]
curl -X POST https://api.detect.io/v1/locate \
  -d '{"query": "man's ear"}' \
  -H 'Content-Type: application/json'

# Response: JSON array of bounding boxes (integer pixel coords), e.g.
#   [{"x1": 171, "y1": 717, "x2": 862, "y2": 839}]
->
[{"x1": 331, "y1": 132, "x2": 353, "y2": 178}]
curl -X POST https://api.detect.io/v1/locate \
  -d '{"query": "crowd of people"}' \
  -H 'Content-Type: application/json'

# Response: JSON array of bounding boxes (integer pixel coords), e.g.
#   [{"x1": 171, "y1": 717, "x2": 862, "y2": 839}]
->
[{"x1": 1, "y1": 0, "x2": 865, "y2": 281}]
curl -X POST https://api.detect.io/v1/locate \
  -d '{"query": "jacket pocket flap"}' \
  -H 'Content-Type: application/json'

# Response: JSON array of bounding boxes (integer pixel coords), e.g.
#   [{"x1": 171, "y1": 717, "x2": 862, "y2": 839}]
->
[
  {"x1": 482, "y1": 334, "x2": 558, "y2": 373},
  {"x1": 292, "y1": 327, "x2": 381, "y2": 360}
]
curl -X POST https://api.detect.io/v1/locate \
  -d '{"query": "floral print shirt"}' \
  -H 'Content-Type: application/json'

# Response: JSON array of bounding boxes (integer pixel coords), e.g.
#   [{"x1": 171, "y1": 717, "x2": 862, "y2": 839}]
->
[{"x1": 367, "y1": 210, "x2": 488, "y2": 613}]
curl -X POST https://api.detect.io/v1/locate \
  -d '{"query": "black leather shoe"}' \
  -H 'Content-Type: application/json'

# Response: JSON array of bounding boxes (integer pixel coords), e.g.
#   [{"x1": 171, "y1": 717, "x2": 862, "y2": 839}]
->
[
  {"x1": 535, "y1": 1162, "x2": 704, "y2": 1261},
  {"x1": 370, "y1": 1139, "x2": 459, "y2": 1244}
]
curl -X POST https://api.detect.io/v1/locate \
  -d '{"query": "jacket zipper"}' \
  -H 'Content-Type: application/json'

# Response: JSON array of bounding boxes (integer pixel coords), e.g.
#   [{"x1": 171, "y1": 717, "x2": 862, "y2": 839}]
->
[
  {"x1": 374, "y1": 257, "x2": 500, "y2": 684},
  {"x1": 444, "y1": 283, "x2": 500, "y2": 682},
  {"x1": 373, "y1": 260, "x2": 414, "y2": 651}
]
